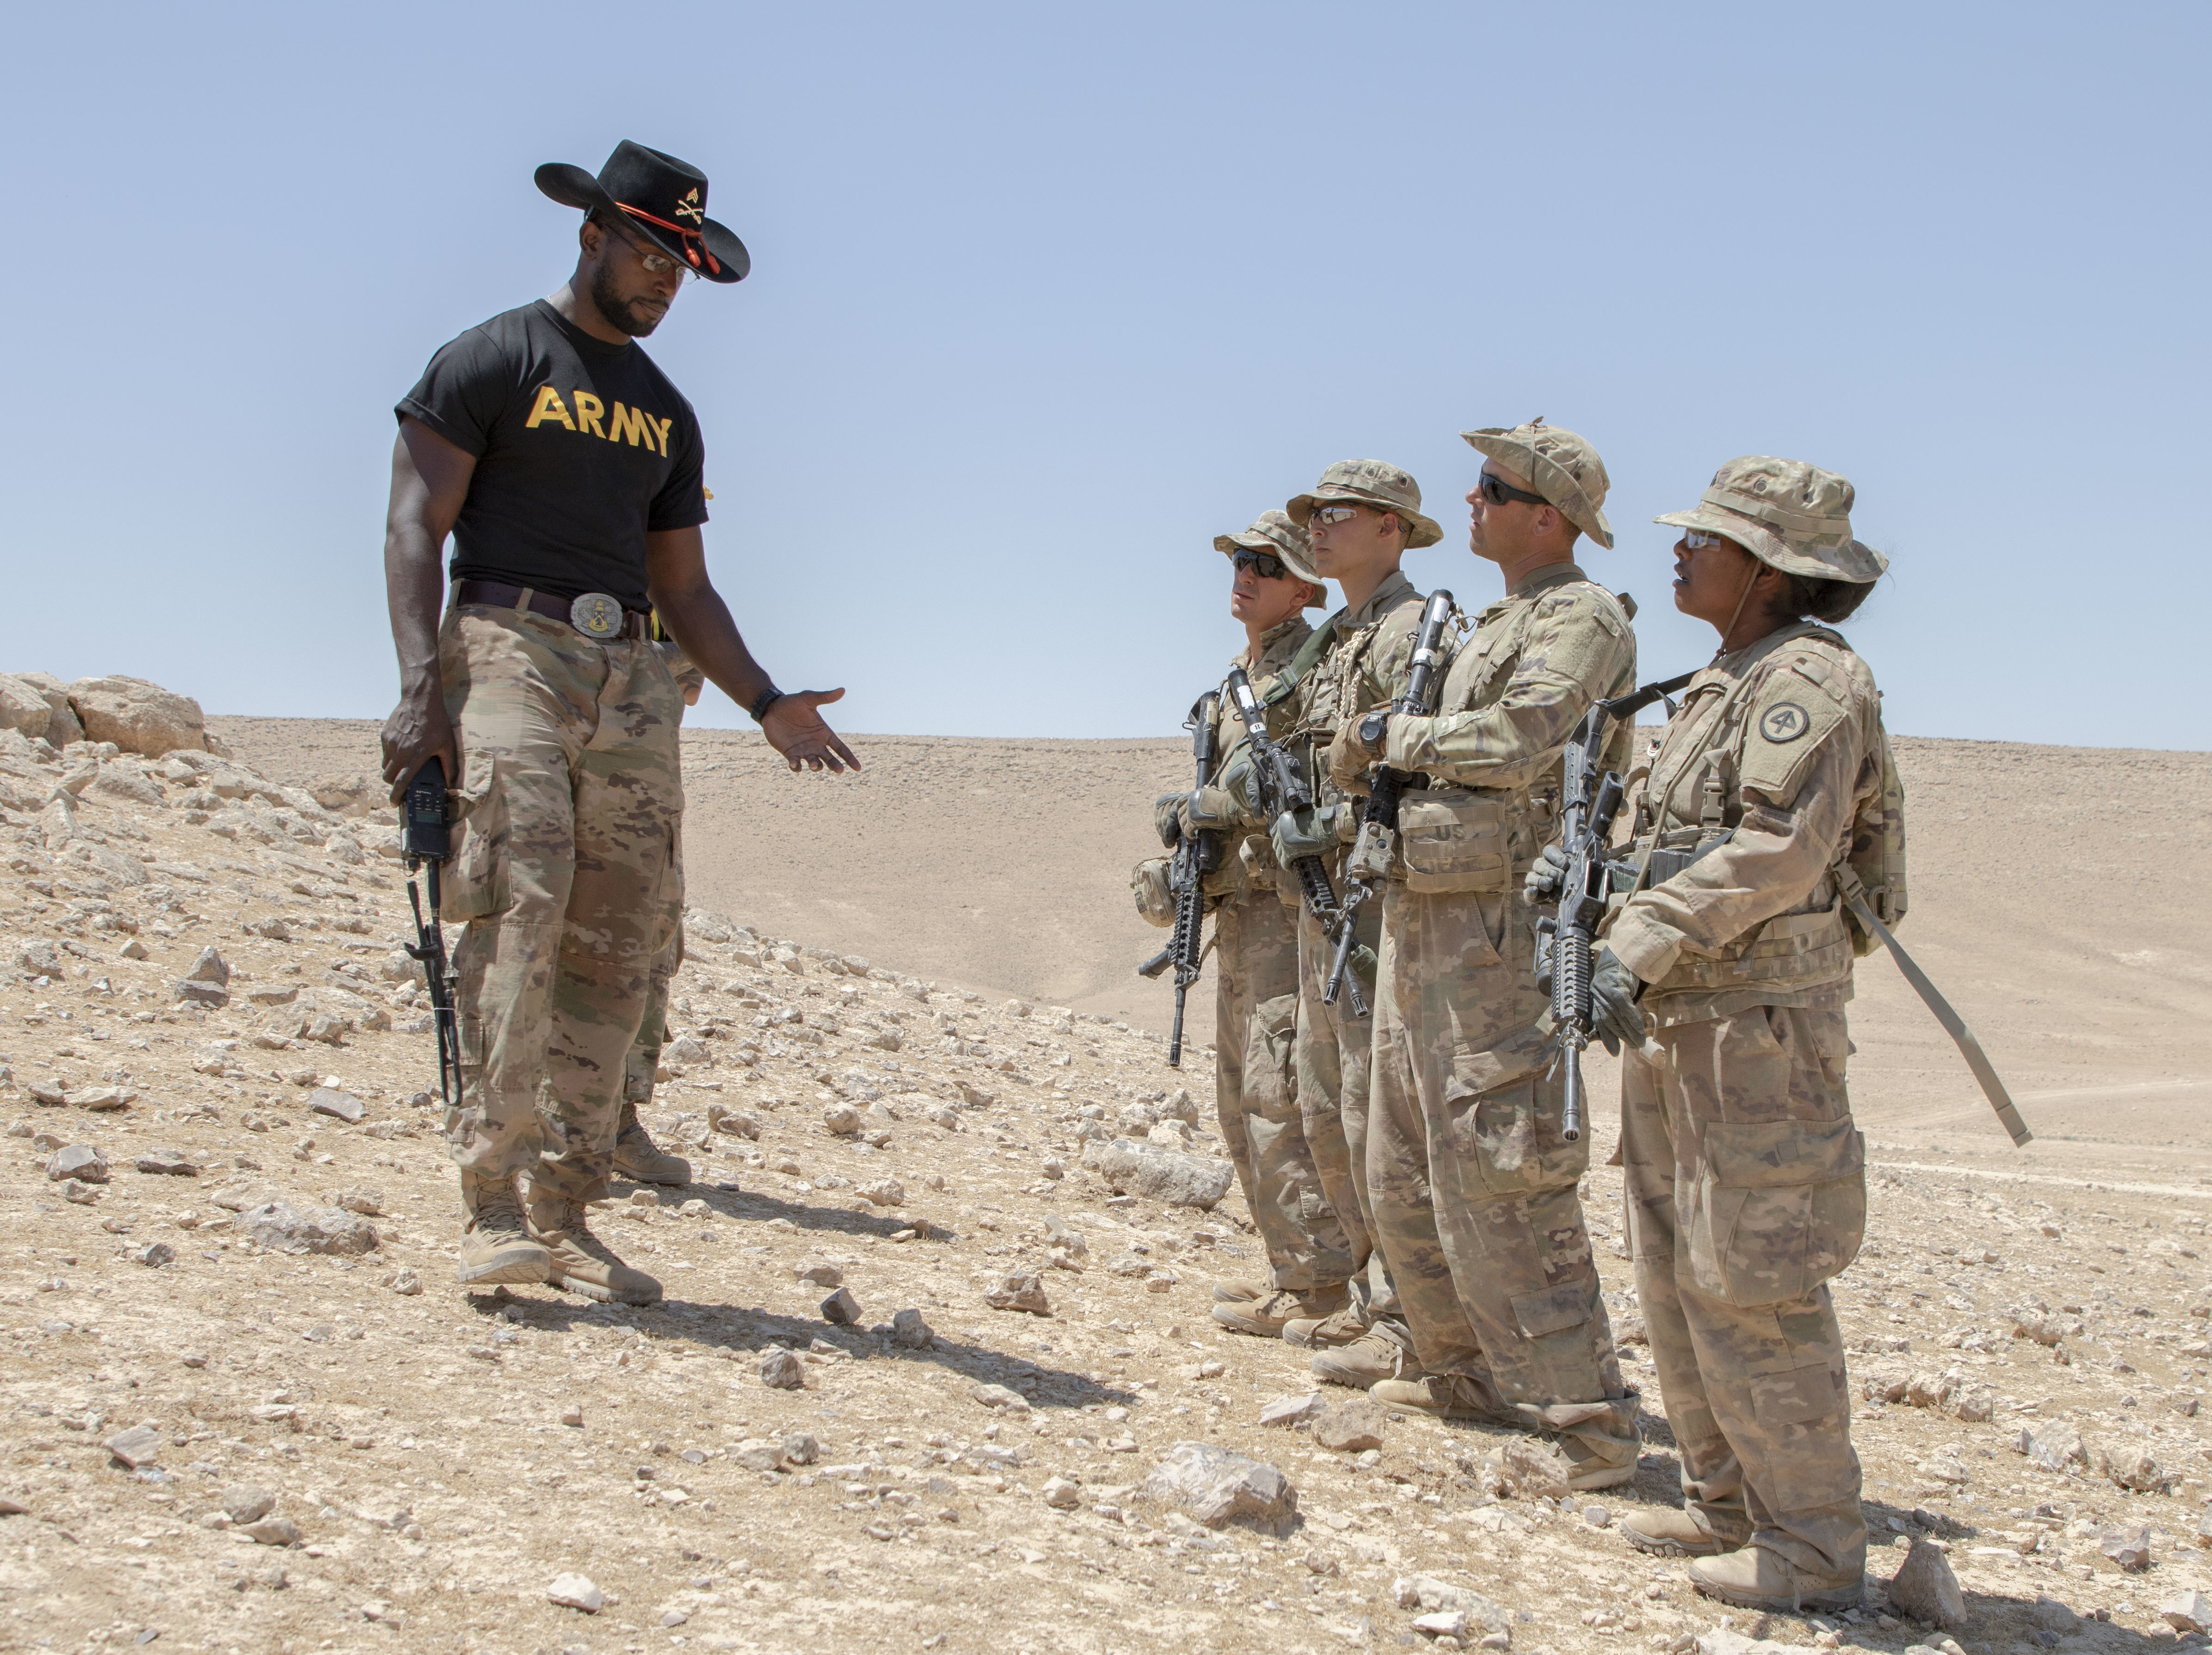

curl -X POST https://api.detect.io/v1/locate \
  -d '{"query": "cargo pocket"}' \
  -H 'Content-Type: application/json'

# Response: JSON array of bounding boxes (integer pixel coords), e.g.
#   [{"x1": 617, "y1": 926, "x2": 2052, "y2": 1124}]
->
[
  {"x1": 1131, "y1": 856, "x2": 1176, "y2": 928},
  {"x1": 437, "y1": 747, "x2": 510, "y2": 924},
  {"x1": 1750, "y1": 1361, "x2": 1859, "y2": 1511},
  {"x1": 1511, "y1": 1280, "x2": 1593, "y2": 1339},
  {"x1": 1397, "y1": 788, "x2": 1513, "y2": 894},
  {"x1": 1244, "y1": 992, "x2": 1300, "y2": 1121},
  {"x1": 1444, "y1": 1024, "x2": 1590, "y2": 1200},
  {"x1": 1686, "y1": 1116, "x2": 1865, "y2": 1307}
]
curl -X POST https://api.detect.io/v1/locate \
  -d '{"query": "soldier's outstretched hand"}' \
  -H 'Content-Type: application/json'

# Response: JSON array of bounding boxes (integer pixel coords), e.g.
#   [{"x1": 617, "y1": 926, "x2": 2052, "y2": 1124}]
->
[{"x1": 761, "y1": 688, "x2": 861, "y2": 774}]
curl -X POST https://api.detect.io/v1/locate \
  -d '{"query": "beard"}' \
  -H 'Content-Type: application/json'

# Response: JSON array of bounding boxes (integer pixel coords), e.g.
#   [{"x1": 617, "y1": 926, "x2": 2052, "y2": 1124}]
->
[{"x1": 589, "y1": 262, "x2": 664, "y2": 337}]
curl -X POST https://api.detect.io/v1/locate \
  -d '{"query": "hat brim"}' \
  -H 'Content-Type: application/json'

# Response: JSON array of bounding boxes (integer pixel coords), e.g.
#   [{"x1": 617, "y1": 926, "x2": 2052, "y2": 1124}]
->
[
  {"x1": 1653, "y1": 505, "x2": 1888, "y2": 583},
  {"x1": 535, "y1": 161, "x2": 750, "y2": 284},
  {"x1": 1460, "y1": 430, "x2": 1616, "y2": 550},
  {"x1": 1285, "y1": 489, "x2": 1443, "y2": 549}
]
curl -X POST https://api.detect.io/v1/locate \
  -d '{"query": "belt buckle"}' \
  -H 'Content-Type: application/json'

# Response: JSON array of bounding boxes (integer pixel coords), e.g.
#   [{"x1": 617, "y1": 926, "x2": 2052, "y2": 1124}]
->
[{"x1": 569, "y1": 593, "x2": 625, "y2": 641}]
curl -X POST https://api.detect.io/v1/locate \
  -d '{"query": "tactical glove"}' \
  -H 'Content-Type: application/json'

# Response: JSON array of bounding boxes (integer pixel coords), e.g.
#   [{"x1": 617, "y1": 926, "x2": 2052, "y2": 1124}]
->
[
  {"x1": 1589, "y1": 947, "x2": 1648, "y2": 1057},
  {"x1": 1270, "y1": 802, "x2": 1341, "y2": 868},
  {"x1": 1152, "y1": 792, "x2": 1184, "y2": 849},
  {"x1": 1186, "y1": 785, "x2": 1241, "y2": 830},
  {"x1": 1524, "y1": 843, "x2": 1569, "y2": 905},
  {"x1": 1325, "y1": 717, "x2": 1383, "y2": 795},
  {"x1": 1216, "y1": 745, "x2": 1261, "y2": 824}
]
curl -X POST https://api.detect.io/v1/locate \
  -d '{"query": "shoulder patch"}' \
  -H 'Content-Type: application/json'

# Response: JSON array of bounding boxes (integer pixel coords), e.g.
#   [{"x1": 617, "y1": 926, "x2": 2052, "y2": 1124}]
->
[
  {"x1": 1738, "y1": 671, "x2": 1850, "y2": 804},
  {"x1": 1759, "y1": 701, "x2": 1811, "y2": 743}
]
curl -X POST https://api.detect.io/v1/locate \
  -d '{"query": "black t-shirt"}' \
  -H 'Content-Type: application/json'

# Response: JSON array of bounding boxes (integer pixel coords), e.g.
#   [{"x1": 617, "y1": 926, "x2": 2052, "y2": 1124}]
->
[{"x1": 397, "y1": 299, "x2": 707, "y2": 611}]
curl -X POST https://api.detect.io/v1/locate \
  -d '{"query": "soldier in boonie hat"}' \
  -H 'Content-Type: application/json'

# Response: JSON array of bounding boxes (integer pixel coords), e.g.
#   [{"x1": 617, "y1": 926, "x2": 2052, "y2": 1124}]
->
[
  {"x1": 1287, "y1": 459, "x2": 1444, "y2": 550},
  {"x1": 1459, "y1": 418, "x2": 1616, "y2": 550},
  {"x1": 1654, "y1": 456, "x2": 1888, "y2": 584},
  {"x1": 1215, "y1": 508, "x2": 1327, "y2": 607}
]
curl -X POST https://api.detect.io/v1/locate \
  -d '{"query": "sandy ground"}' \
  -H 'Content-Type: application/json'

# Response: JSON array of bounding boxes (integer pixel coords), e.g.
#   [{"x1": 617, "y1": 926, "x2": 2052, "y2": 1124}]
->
[{"x1": 0, "y1": 716, "x2": 2206, "y2": 1655}]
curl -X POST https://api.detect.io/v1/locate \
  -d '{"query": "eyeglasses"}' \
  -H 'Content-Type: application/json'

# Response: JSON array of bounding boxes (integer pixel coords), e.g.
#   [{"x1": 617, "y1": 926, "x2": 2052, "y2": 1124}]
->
[
  {"x1": 1681, "y1": 530, "x2": 1730, "y2": 550},
  {"x1": 1232, "y1": 549, "x2": 1289, "y2": 580},
  {"x1": 612, "y1": 226, "x2": 698, "y2": 281},
  {"x1": 1475, "y1": 472, "x2": 1549, "y2": 508},
  {"x1": 1308, "y1": 504, "x2": 1364, "y2": 527}
]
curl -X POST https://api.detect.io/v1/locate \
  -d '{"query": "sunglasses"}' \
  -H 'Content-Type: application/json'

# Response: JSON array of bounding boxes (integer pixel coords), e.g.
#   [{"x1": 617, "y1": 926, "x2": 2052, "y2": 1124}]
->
[
  {"x1": 1681, "y1": 530, "x2": 1730, "y2": 550},
  {"x1": 1475, "y1": 472, "x2": 1549, "y2": 508},
  {"x1": 1232, "y1": 549, "x2": 1290, "y2": 580},
  {"x1": 1308, "y1": 504, "x2": 1365, "y2": 527}
]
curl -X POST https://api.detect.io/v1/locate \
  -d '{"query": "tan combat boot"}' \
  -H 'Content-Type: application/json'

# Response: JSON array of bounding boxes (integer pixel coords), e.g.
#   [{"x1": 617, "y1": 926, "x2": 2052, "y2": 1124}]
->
[
  {"x1": 1371, "y1": 1370, "x2": 1516, "y2": 1424},
  {"x1": 1282, "y1": 1305, "x2": 1367, "y2": 1350},
  {"x1": 1311, "y1": 1319, "x2": 1425, "y2": 1389},
  {"x1": 456, "y1": 1169, "x2": 553, "y2": 1288},
  {"x1": 1211, "y1": 1277, "x2": 1270, "y2": 1304},
  {"x1": 612, "y1": 1102, "x2": 692, "y2": 1188},
  {"x1": 1500, "y1": 1395, "x2": 1643, "y2": 1493},
  {"x1": 527, "y1": 1191, "x2": 663, "y2": 1305},
  {"x1": 1213, "y1": 1283, "x2": 1350, "y2": 1339},
  {"x1": 1687, "y1": 1544, "x2": 1864, "y2": 1612},
  {"x1": 1618, "y1": 1508, "x2": 1743, "y2": 1558}
]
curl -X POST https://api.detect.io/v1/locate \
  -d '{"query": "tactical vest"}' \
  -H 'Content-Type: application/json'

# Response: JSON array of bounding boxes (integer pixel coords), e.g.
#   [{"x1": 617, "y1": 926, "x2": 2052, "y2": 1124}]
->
[{"x1": 1626, "y1": 623, "x2": 1905, "y2": 994}]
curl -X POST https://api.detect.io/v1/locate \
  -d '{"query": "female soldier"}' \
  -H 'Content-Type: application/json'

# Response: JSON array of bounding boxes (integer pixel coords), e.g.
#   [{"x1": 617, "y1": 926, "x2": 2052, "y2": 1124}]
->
[{"x1": 1577, "y1": 457, "x2": 1897, "y2": 1611}]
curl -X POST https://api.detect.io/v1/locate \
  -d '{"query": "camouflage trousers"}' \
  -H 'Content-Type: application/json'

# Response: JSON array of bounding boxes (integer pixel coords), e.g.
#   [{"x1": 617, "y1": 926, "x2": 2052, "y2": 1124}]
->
[
  {"x1": 1295, "y1": 863, "x2": 1394, "y2": 1317},
  {"x1": 436, "y1": 601, "x2": 683, "y2": 1206},
  {"x1": 1622, "y1": 1000, "x2": 1868, "y2": 1580},
  {"x1": 622, "y1": 895, "x2": 687, "y2": 1111},
  {"x1": 1369, "y1": 882, "x2": 1620, "y2": 1405},
  {"x1": 1215, "y1": 884, "x2": 1354, "y2": 1292}
]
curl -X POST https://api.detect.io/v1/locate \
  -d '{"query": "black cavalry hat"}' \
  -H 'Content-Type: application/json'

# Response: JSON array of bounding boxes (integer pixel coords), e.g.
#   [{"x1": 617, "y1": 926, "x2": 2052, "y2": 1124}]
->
[{"x1": 534, "y1": 141, "x2": 750, "y2": 284}]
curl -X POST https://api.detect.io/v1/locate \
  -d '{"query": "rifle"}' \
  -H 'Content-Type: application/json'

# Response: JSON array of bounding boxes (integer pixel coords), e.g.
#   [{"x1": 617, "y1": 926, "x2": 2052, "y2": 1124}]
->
[
  {"x1": 1223, "y1": 668, "x2": 1369, "y2": 1020},
  {"x1": 1136, "y1": 691, "x2": 1223, "y2": 1067},
  {"x1": 1326, "y1": 590, "x2": 1456, "y2": 1007},
  {"x1": 400, "y1": 757, "x2": 463, "y2": 1110},
  {"x1": 1534, "y1": 672, "x2": 1693, "y2": 1141}
]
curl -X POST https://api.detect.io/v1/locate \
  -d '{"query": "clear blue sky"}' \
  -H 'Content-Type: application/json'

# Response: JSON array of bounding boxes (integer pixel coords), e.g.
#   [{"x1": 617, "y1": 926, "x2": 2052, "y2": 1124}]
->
[{"x1": 5, "y1": 2, "x2": 2205, "y2": 749}]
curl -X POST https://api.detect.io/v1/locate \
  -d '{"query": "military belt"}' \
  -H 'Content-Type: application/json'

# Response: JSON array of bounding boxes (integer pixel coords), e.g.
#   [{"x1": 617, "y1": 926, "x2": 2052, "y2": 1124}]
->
[{"x1": 453, "y1": 580, "x2": 649, "y2": 641}]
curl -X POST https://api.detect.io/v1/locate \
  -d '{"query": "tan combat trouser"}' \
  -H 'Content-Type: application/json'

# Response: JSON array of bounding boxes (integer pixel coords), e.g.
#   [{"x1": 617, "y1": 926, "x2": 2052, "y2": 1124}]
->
[
  {"x1": 1623, "y1": 1001, "x2": 1869, "y2": 1581},
  {"x1": 622, "y1": 902, "x2": 686, "y2": 1109},
  {"x1": 1215, "y1": 884, "x2": 1354, "y2": 1293},
  {"x1": 1294, "y1": 860, "x2": 1393, "y2": 1317},
  {"x1": 1369, "y1": 882, "x2": 1621, "y2": 1402},
  {"x1": 437, "y1": 602, "x2": 683, "y2": 1206}
]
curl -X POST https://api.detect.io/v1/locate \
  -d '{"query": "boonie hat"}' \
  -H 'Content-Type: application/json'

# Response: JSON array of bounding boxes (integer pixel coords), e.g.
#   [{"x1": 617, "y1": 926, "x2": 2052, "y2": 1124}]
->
[
  {"x1": 536, "y1": 140, "x2": 750, "y2": 284},
  {"x1": 1286, "y1": 460, "x2": 1443, "y2": 549},
  {"x1": 1460, "y1": 418, "x2": 1615, "y2": 549},
  {"x1": 1214, "y1": 510, "x2": 1325, "y2": 606},
  {"x1": 1654, "y1": 456, "x2": 1889, "y2": 583}
]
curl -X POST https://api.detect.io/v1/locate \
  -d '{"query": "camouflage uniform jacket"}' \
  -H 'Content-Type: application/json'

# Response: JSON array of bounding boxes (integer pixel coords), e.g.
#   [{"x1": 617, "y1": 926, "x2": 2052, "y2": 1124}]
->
[
  {"x1": 1208, "y1": 615, "x2": 1313, "y2": 899},
  {"x1": 1607, "y1": 623, "x2": 1893, "y2": 1027},
  {"x1": 1284, "y1": 570, "x2": 1426, "y2": 832},
  {"x1": 1382, "y1": 563, "x2": 1636, "y2": 861}
]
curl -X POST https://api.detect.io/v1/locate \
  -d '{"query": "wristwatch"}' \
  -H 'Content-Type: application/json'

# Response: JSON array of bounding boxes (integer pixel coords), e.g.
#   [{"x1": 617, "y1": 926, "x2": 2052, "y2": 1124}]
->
[{"x1": 748, "y1": 687, "x2": 786, "y2": 724}]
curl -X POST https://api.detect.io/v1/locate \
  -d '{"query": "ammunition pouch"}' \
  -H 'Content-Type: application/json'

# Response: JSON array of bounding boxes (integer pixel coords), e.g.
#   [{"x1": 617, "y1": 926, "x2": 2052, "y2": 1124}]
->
[
  {"x1": 1132, "y1": 857, "x2": 1175, "y2": 928},
  {"x1": 1396, "y1": 787, "x2": 1515, "y2": 894}
]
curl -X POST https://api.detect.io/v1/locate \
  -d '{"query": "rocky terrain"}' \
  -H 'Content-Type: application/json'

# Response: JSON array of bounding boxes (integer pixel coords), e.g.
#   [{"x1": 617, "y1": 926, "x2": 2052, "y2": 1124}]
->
[{"x1": 1, "y1": 682, "x2": 2209, "y2": 1655}]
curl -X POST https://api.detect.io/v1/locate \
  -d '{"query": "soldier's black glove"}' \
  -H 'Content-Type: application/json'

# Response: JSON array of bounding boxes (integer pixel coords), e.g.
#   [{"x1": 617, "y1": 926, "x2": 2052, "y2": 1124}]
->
[
  {"x1": 1589, "y1": 947, "x2": 1647, "y2": 1056},
  {"x1": 1153, "y1": 792, "x2": 1183, "y2": 849},
  {"x1": 1524, "y1": 843, "x2": 1569, "y2": 905}
]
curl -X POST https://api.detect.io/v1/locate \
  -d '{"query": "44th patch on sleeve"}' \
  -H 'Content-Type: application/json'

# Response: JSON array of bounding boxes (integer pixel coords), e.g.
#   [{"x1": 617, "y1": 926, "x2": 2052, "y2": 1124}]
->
[{"x1": 1760, "y1": 701, "x2": 1811, "y2": 743}]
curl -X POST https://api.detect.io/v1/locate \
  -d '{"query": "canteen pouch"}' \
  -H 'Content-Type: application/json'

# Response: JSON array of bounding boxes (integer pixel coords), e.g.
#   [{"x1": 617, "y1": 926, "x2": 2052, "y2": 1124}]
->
[
  {"x1": 1132, "y1": 857, "x2": 1175, "y2": 928},
  {"x1": 1687, "y1": 1113, "x2": 1865, "y2": 1307},
  {"x1": 1396, "y1": 787, "x2": 1514, "y2": 895}
]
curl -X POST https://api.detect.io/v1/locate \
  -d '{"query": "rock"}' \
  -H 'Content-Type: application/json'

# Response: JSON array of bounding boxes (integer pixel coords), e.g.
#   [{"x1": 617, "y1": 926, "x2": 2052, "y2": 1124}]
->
[
  {"x1": 245, "y1": 1515, "x2": 303, "y2": 1546},
  {"x1": 182, "y1": 945, "x2": 231, "y2": 986},
  {"x1": 334, "y1": 1189, "x2": 382, "y2": 1216},
  {"x1": 224, "y1": 1484, "x2": 277, "y2": 1524},
  {"x1": 306, "y1": 1087, "x2": 365, "y2": 1123},
  {"x1": 130, "y1": 1242, "x2": 176, "y2": 1268},
  {"x1": 176, "y1": 979, "x2": 231, "y2": 1008},
  {"x1": 18, "y1": 940, "x2": 65, "y2": 978},
  {"x1": 820, "y1": 1286, "x2": 861, "y2": 1326},
  {"x1": 760, "y1": 1349, "x2": 805, "y2": 1390},
  {"x1": 983, "y1": 1272, "x2": 1051, "y2": 1315},
  {"x1": 134, "y1": 1150, "x2": 197, "y2": 1176},
  {"x1": 236, "y1": 1201, "x2": 379, "y2": 1257},
  {"x1": 1497, "y1": 1436, "x2": 1584, "y2": 1500},
  {"x1": 2020, "y1": 1422, "x2": 2086, "y2": 1473},
  {"x1": 823, "y1": 1104, "x2": 862, "y2": 1136},
  {"x1": 1142, "y1": 1442, "x2": 1298, "y2": 1536},
  {"x1": 70, "y1": 1085, "x2": 129, "y2": 1111},
  {"x1": 971, "y1": 1383, "x2": 1032, "y2": 1413},
  {"x1": 857, "y1": 1178, "x2": 905, "y2": 1208},
  {"x1": 117, "y1": 937, "x2": 150, "y2": 961},
  {"x1": 793, "y1": 1260, "x2": 843, "y2": 1287},
  {"x1": 1042, "y1": 1475, "x2": 1083, "y2": 1510},
  {"x1": 781, "y1": 1432, "x2": 820, "y2": 1466},
  {"x1": 1412, "y1": 1610, "x2": 1469, "y2": 1639},
  {"x1": 46, "y1": 1144, "x2": 107, "y2": 1183},
  {"x1": 1313, "y1": 1398, "x2": 1386, "y2": 1454},
  {"x1": 1082, "y1": 1136, "x2": 1235, "y2": 1209},
  {"x1": 58, "y1": 1180, "x2": 101, "y2": 1205},
  {"x1": 706, "y1": 1103, "x2": 760, "y2": 1138},
  {"x1": 2096, "y1": 1443, "x2": 2178, "y2": 1494},
  {"x1": 1888, "y1": 1537, "x2": 1967, "y2": 1628},
  {"x1": 2161, "y1": 1593, "x2": 2212, "y2": 1635},
  {"x1": 1260, "y1": 1392, "x2": 1329, "y2": 1429},
  {"x1": 0, "y1": 673, "x2": 51, "y2": 740},
  {"x1": 546, "y1": 1572, "x2": 604, "y2": 1613},
  {"x1": 66, "y1": 675, "x2": 209, "y2": 756},
  {"x1": 2101, "y1": 1524, "x2": 2152, "y2": 1572},
  {"x1": 1394, "y1": 1575, "x2": 1511, "y2": 1634},
  {"x1": 890, "y1": 1308, "x2": 934, "y2": 1349},
  {"x1": 103, "y1": 1425, "x2": 164, "y2": 1468},
  {"x1": 381, "y1": 1267, "x2": 422, "y2": 1295}
]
